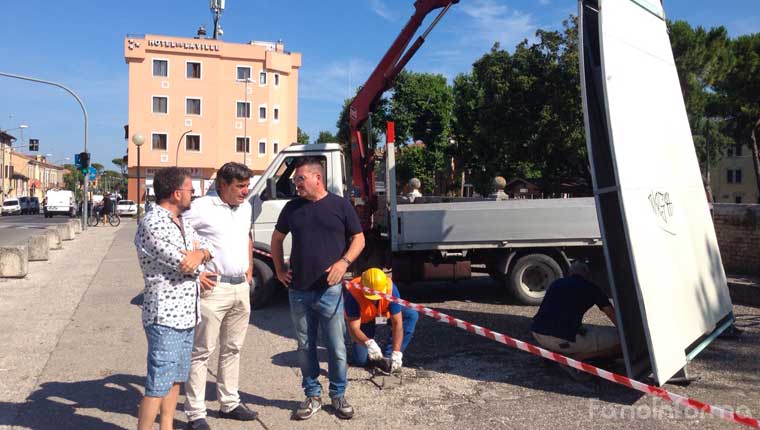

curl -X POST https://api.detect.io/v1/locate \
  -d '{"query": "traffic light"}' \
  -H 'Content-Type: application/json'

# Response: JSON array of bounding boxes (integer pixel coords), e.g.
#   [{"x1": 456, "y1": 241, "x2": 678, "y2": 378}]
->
[
  {"x1": 79, "y1": 152, "x2": 90, "y2": 175},
  {"x1": 74, "y1": 153, "x2": 81, "y2": 169},
  {"x1": 29, "y1": 139, "x2": 39, "y2": 151}
]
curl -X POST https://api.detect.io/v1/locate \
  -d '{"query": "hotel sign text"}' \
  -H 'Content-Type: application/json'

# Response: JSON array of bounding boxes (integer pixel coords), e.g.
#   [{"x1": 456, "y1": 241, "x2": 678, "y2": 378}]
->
[{"x1": 147, "y1": 39, "x2": 220, "y2": 52}]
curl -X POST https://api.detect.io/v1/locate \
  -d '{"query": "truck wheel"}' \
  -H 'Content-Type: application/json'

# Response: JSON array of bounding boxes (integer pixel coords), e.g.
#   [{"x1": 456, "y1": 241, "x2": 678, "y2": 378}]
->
[
  {"x1": 251, "y1": 258, "x2": 277, "y2": 309},
  {"x1": 509, "y1": 254, "x2": 563, "y2": 305}
]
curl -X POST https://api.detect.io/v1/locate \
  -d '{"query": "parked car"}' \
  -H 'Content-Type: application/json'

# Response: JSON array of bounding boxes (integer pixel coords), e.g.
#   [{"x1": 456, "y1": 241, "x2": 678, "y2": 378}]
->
[
  {"x1": 29, "y1": 197, "x2": 40, "y2": 214},
  {"x1": 44, "y1": 189, "x2": 76, "y2": 218},
  {"x1": 2, "y1": 198, "x2": 22, "y2": 215},
  {"x1": 116, "y1": 199, "x2": 137, "y2": 216},
  {"x1": 19, "y1": 196, "x2": 30, "y2": 214}
]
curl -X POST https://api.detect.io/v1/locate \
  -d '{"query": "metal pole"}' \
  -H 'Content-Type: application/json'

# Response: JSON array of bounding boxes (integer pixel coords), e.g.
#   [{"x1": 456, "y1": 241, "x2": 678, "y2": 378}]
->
[
  {"x1": 244, "y1": 78, "x2": 248, "y2": 164},
  {"x1": 175, "y1": 130, "x2": 192, "y2": 167},
  {"x1": 0, "y1": 72, "x2": 89, "y2": 230},
  {"x1": 137, "y1": 146, "x2": 141, "y2": 221}
]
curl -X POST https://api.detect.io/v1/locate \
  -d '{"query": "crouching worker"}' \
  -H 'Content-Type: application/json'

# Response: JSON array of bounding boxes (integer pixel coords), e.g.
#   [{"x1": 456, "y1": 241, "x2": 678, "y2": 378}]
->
[
  {"x1": 344, "y1": 268, "x2": 418, "y2": 372},
  {"x1": 531, "y1": 261, "x2": 620, "y2": 362}
]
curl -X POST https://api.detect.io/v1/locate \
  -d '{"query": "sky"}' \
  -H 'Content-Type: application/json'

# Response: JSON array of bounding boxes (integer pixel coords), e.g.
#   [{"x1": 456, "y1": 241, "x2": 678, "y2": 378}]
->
[{"x1": 0, "y1": 0, "x2": 756, "y2": 171}]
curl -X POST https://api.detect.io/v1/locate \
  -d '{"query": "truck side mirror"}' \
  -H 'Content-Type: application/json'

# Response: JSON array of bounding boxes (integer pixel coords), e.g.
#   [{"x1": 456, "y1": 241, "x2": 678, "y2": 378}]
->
[{"x1": 264, "y1": 177, "x2": 277, "y2": 201}]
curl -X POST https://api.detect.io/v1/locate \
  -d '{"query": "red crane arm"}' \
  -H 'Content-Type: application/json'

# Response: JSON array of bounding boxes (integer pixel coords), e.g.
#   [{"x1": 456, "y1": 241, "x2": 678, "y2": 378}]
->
[{"x1": 348, "y1": 0, "x2": 458, "y2": 230}]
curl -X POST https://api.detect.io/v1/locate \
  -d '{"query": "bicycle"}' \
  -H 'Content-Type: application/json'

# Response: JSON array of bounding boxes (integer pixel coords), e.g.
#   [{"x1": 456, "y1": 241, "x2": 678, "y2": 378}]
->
[{"x1": 87, "y1": 211, "x2": 120, "y2": 227}]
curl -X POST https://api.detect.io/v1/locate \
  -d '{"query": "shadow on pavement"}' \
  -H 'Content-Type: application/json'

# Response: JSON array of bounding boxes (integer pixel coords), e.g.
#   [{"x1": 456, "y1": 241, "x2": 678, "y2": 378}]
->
[
  {"x1": 197, "y1": 381, "x2": 299, "y2": 414},
  {"x1": 0, "y1": 374, "x2": 161, "y2": 430}
]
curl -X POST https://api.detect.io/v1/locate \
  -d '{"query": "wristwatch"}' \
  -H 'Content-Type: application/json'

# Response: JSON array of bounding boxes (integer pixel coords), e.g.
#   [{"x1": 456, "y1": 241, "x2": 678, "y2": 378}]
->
[{"x1": 341, "y1": 257, "x2": 352, "y2": 265}]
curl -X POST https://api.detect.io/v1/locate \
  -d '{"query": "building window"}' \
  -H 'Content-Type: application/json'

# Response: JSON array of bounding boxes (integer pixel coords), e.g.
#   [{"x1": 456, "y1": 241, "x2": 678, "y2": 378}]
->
[
  {"x1": 186, "y1": 98, "x2": 201, "y2": 115},
  {"x1": 273, "y1": 141, "x2": 279, "y2": 154},
  {"x1": 735, "y1": 196, "x2": 743, "y2": 204},
  {"x1": 152, "y1": 59, "x2": 168, "y2": 77},
  {"x1": 259, "y1": 71, "x2": 267, "y2": 85},
  {"x1": 259, "y1": 140, "x2": 267, "y2": 155},
  {"x1": 274, "y1": 73, "x2": 280, "y2": 87},
  {"x1": 727, "y1": 169, "x2": 743, "y2": 184},
  {"x1": 237, "y1": 66, "x2": 251, "y2": 81},
  {"x1": 186, "y1": 61, "x2": 202, "y2": 79},
  {"x1": 186, "y1": 135, "x2": 201, "y2": 152},
  {"x1": 736, "y1": 144, "x2": 743, "y2": 156},
  {"x1": 236, "y1": 137, "x2": 250, "y2": 153},
  {"x1": 236, "y1": 102, "x2": 251, "y2": 118},
  {"x1": 152, "y1": 96, "x2": 168, "y2": 114},
  {"x1": 152, "y1": 133, "x2": 168, "y2": 151},
  {"x1": 259, "y1": 105, "x2": 267, "y2": 120},
  {"x1": 273, "y1": 107, "x2": 280, "y2": 121}
]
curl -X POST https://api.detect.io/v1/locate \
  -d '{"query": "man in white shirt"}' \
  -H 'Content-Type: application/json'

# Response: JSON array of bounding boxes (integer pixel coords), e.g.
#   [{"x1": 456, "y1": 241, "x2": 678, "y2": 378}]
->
[{"x1": 183, "y1": 162, "x2": 257, "y2": 430}]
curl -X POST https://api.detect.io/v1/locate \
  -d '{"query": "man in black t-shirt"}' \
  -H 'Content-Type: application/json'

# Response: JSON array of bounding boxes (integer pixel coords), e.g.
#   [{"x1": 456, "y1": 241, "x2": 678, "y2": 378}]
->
[
  {"x1": 531, "y1": 261, "x2": 620, "y2": 361},
  {"x1": 102, "y1": 194, "x2": 114, "y2": 224},
  {"x1": 271, "y1": 157, "x2": 365, "y2": 421}
]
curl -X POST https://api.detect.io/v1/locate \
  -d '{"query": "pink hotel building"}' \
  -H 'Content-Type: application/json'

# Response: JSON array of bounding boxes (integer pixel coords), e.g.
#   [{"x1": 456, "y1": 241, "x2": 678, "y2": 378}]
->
[{"x1": 123, "y1": 34, "x2": 301, "y2": 201}]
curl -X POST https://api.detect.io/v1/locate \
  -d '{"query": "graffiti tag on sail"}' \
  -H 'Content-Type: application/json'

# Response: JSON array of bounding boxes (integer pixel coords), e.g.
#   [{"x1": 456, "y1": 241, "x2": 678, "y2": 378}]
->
[{"x1": 648, "y1": 191, "x2": 674, "y2": 226}]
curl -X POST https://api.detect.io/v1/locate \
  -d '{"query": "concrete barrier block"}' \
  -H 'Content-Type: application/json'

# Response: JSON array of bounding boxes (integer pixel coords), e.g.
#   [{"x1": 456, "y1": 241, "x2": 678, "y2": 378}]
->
[
  {"x1": 69, "y1": 219, "x2": 82, "y2": 234},
  {"x1": 57, "y1": 223, "x2": 75, "y2": 241},
  {"x1": 27, "y1": 234, "x2": 49, "y2": 261},
  {"x1": 0, "y1": 246, "x2": 28, "y2": 278},
  {"x1": 45, "y1": 228, "x2": 63, "y2": 250}
]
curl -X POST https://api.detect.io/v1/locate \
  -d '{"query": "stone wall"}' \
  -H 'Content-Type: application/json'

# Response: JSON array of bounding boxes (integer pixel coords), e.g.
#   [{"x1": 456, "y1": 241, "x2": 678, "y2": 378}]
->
[{"x1": 713, "y1": 204, "x2": 760, "y2": 275}]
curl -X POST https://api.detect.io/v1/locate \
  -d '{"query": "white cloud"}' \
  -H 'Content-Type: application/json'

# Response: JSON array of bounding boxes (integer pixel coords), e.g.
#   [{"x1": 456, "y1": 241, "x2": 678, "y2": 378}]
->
[
  {"x1": 458, "y1": 0, "x2": 538, "y2": 48},
  {"x1": 369, "y1": 0, "x2": 394, "y2": 21},
  {"x1": 299, "y1": 59, "x2": 374, "y2": 104}
]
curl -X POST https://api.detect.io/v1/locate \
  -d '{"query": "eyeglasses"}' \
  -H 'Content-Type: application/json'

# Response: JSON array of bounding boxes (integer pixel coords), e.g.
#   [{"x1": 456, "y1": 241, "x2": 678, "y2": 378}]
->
[
  {"x1": 294, "y1": 175, "x2": 308, "y2": 183},
  {"x1": 178, "y1": 188, "x2": 195, "y2": 195}
]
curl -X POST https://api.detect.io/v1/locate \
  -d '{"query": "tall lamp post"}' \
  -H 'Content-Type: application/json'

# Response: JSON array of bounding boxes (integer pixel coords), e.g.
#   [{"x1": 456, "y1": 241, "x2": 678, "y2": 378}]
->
[
  {"x1": 244, "y1": 77, "x2": 251, "y2": 164},
  {"x1": 174, "y1": 130, "x2": 193, "y2": 167},
  {"x1": 132, "y1": 134, "x2": 145, "y2": 219}
]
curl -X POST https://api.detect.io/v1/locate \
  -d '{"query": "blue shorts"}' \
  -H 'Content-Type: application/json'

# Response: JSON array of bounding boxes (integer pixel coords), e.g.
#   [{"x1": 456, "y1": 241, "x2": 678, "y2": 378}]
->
[{"x1": 144, "y1": 324, "x2": 194, "y2": 397}]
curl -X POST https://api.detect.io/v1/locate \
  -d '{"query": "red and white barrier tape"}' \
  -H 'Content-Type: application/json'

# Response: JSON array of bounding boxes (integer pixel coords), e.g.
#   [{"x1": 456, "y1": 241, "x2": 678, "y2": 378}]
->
[
  {"x1": 344, "y1": 279, "x2": 758, "y2": 429},
  {"x1": 253, "y1": 248, "x2": 273, "y2": 258}
]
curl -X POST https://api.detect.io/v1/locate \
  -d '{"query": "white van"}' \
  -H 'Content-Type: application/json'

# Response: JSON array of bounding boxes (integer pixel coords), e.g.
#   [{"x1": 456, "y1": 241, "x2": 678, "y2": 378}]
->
[{"x1": 44, "y1": 189, "x2": 76, "y2": 218}]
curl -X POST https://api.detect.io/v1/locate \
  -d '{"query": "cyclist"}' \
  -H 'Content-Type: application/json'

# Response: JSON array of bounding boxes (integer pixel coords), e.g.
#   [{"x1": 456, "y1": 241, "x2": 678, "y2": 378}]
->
[{"x1": 102, "y1": 194, "x2": 114, "y2": 225}]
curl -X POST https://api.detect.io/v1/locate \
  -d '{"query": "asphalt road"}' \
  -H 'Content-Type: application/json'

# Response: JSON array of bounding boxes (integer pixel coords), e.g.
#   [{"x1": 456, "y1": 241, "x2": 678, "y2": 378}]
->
[
  {"x1": 1, "y1": 223, "x2": 758, "y2": 430},
  {"x1": 0, "y1": 214, "x2": 80, "y2": 246}
]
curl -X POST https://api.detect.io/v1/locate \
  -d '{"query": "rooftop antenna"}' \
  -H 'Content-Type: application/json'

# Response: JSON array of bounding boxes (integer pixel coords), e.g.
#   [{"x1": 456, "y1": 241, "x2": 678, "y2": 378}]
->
[{"x1": 210, "y1": 0, "x2": 225, "y2": 39}]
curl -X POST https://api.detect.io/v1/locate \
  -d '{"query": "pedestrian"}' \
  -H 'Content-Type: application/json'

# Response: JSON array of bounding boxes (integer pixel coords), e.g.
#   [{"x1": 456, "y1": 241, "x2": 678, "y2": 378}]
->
[
  {"x1": 344, "y1": 268, "x2": 418, "y2": 373},
  {"x1": 270, "y1": 157, "x2": 365, "y2": 420},
  {"x1": 134, "y1": 167, "x2": 213, "y2": 430},
  {"x1": 102, "y1": 194, "x2": 113, "y2": 225},
  {"x1": 183, "y1": 162, "x2": 258, "y2": 430},
  {"x1": 531, "y1": 261, "x2": 620, "y2": 362}
]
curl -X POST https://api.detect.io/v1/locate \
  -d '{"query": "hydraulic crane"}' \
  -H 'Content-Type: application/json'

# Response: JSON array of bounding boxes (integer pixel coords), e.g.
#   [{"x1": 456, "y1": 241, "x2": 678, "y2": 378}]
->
[{"x1": 348, "y1": 0, "x2": 459, "y2": 231}]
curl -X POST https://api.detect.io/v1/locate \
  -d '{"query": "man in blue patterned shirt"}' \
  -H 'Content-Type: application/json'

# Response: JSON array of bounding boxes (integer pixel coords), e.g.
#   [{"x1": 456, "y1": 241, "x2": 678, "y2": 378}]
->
[{"x1": 134, "y1": 167, "x2": 213, "y2": 430}]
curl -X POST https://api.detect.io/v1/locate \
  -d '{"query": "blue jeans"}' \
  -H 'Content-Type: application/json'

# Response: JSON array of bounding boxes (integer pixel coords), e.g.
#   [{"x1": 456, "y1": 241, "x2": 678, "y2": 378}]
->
[
  {"x1": 349, "y1": 306, "x2": 419, "y2": 366},
  {"x1": 288, "y1": 283, "x2": 347, "y2": 399}
]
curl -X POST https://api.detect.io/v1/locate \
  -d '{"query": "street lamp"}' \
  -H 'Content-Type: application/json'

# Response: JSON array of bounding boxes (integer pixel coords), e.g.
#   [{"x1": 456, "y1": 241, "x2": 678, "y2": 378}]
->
[
  {"x1": 175, "y1": 130, "x2": 193, "y2": 167},
  {"x1": 132, "y1": 133, "x2": 145, "y2": 219},
  {"x1": 244, "y1": 77, "x2": 251, "y2": 164}
]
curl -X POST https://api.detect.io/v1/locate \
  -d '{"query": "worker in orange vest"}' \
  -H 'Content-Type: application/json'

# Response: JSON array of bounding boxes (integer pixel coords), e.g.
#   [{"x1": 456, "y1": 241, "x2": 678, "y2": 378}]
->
[{"x1": 343, "y1": 268, "x2": 418, "y2": 373}]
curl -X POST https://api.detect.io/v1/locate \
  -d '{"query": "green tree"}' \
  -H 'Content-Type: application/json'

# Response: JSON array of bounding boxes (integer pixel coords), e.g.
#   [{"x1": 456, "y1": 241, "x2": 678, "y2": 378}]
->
[
  {"x1": 297, "y1": 127, "x2": 310, "y2": 145},
  {"x1": 669, "y1": 20, "x2": 734, "y2": 199},
  {"x1": 62, "y1": 164, "x2": 83, "y2": 201},
  {"x1": 316, "y1": 130, "x2": 338, "y2": 144},
  {"x1": 395, "y1": 144, "x2": 442, "y2": 195},
  {"x1": 452, "y1": 18, "x2": 588, "y2": 196},
  {"x1": 92, "y1": 162, "x2": 105, "y2": 174},
  {"x1": 112, "y1": 157, "x2": 127, "y2": 176},
  {"x1": 715, "y1": 33, "x2": 760, "y2": 199}
]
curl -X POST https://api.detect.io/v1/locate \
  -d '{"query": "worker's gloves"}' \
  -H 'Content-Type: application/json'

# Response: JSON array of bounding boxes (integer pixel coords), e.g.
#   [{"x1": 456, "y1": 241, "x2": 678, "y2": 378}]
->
[
  {"x1": 365, "y1": 339, "x2": 383, "y2": 361},
  {"x1": 391, "y1": 351, "x2": 403, "y2": 372}
]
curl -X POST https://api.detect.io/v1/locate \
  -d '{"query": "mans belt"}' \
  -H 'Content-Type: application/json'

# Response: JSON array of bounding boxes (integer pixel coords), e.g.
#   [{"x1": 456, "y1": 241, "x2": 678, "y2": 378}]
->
[{"x1": 219, "y1": 275, "x2": 247, "y2": 284}]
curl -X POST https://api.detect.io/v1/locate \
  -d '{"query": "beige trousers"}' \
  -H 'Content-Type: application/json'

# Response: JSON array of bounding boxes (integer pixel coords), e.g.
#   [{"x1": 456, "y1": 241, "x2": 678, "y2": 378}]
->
[{"x1": 184, "y1": 280, "x2": 250, "y2": 421}]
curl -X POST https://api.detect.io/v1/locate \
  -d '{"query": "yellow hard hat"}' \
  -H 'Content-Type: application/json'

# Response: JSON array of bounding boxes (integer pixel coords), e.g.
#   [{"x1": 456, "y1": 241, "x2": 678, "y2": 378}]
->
[{"x1": 361, "y1": 268, "x2": 390, "y2": 300}]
